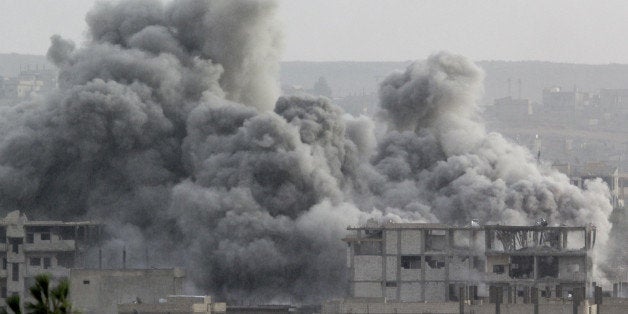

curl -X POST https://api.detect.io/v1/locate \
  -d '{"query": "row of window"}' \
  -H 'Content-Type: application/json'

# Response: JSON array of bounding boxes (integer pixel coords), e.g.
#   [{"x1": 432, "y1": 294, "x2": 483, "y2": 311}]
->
[
  {"x1": 25, "y1": 232, "x2": 51, "y2": 243},
  {"x1": 1, "y1": 257, "x2": 52, "y2": 281}
]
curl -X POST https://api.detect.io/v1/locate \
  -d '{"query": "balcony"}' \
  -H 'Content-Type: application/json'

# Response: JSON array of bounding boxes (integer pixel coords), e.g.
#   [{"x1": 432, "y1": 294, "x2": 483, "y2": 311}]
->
[{"x1": 23, "y1": 240, "x2": 75, "y2": 252}]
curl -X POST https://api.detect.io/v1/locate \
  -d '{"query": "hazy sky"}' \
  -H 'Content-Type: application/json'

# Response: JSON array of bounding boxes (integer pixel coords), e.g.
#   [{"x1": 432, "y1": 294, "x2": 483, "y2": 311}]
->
[{"x1": 1, "y1": 0, "x2": 628, "y2": 63}]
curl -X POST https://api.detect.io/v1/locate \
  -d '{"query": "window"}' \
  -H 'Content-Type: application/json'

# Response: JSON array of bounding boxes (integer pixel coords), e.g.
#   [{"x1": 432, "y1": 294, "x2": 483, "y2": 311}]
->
[
  {"x1": 425, "y1": 256, "x2": 445, "y2": 269},
  {"x1": 29, "y1": 257, "x2": 41, "y2": 266},
  {"x1": 1, "y1": 286, "x2": 5, "y2": 298},
  {"x1": 26, "y1": 233, "x2": 34, "y2": 243},
  {"x1": 493, "y1": 265, "x2": 505, "y2": 274},
  {"x1": 567, "y1": 264, "x2": 580, "y2": 272},
  {"x1": 385, "y1": 281, "x2": 397, "y2": 287},
  {"x1": 401, "y1": 256, "x2": 421, "y2": 269},
  {"x1": 364, "y1": 229, "x2": 383, "y2": 239},
  {"x1": 40, "y1": 233, "x2": 51, "y2": 241},
  {"x1": 43, "y1": 257, "x2": 51, "y2": 269},
  {"x1": 11, "y1": 263, "x2": 19, "y2": 281},
  {"x1": 83, "y1": 280, "x2": 90, "y2": 285},
  {"x1": 426, "y1": 230, "x2": 447, "y2": 251},
  {"x1": 2, "y1": 258, "x2": 6, "y2": 270},
  {"x1": 473, "y1": 256, "x2": 485, "y2": 271}
]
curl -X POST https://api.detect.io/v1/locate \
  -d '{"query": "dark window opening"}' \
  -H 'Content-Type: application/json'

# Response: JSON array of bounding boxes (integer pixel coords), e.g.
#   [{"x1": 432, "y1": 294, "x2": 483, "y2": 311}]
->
[
  {"x1": 473, "y1": 256, "x2": 485, "y2": 271},
  {"x1": 364, "y1": 229, "x2": 383, "y2": 239},
  {"x1": 425, "y1": 255, "x2": 445, "y2": 269},
  {"x1": 426, "y1": 230, "x2": 447, "y2": 251},
  {"x1": 26, "y1": 233, "x2": 34, "y2": 244},
  {"x1": 0, "y1": 287, "x2": 5, "y2": 298},
  {"x1": 509, "y1": 256, "x2": 534, "y2": 279},
  {"x1": 43, "y1": 257, "x2": 51, "y2": 269},
  {"x1": 11, "y1": 263, "x2": 19, "y2": 281},
  {"x1": 517, "y1": 290, "x2": 525, "y2": 297},
  {"x1": 0, "y1": 227, "x2": 5, "y2": 243},
  {"x1": 493, "y1": 265, "x2": 505, "y2": 274},
  {"x1": 449, "y1": 284, "x2": 459, "y2": 301},
  {"x1": 40, "y1": 233, "x2": 51, "y2": 241},
  {"x1": 2, "y1": 258, "x2": 6, "y2": 270},
  {"x1": 538, "y1": 256, "x2": 559, "y2": 278},
  {"x1": 83, "y1": 280, "x2": 90, "y2": 285},
  {"x1": 56, "y1": 253, "x2": 74, "y2": 268},
  {"x1": 541, "y1": 290, "x2": 549, "y2": 297},
  {"x1": 59, "y1": 227, "x2": 77, "y2": 241},
  {"x1": 401, "y1": 256, "x2": 421, "y2": 269},
  {"x1": 29, "y1": 258, "x2": 41, "y2": 266},
  {"x1": 385, "y1": 281, "x2": 397, "y2": 287},
  {"x1": 355, "y1": 242, "x2": 382, "y2": 255},
  {"x1": 8, "y1": 238, "x2": 22, "y2": 254}
]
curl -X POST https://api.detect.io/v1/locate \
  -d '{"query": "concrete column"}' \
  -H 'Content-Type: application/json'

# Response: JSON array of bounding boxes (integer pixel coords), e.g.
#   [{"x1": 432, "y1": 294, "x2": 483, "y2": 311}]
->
[
  {"x1": 533, "y1": 255, "x2": 538, "y2": 280},
  {"x1": 531, "y1": 287, "x2": 539, "y2": 314},
  {"x1": 396, "y1": 229, "x2": 401, "y2": 301},
  {"x1": 572, "y1": 287, "x2": 581, "y2": 314},
  {"x1": 459, "y1": 286, "x2": 464, "y2": 314},
  {"x1": 595, "y1": 285, "x2": 603, "y2": 314}
]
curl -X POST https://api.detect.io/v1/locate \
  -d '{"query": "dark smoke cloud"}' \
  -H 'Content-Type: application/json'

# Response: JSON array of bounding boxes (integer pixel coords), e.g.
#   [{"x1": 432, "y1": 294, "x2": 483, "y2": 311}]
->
[
  {"x1": 0, "y1": 0, "x2": 617, "y2": 303},
  {"x1": 370, "y1": 54, "x2": 613, "y2": 279}
]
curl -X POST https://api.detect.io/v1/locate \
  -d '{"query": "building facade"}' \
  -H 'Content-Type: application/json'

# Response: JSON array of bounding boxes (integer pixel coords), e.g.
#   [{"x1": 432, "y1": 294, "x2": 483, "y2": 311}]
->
[
  {"x1": 0, "y1": 210, "x2": 100, "y2": 305},
  {"x1": 71, "y1": 268, "x2": 186, "y2": 314},
  {"x1": 344, "y1": 221, "x2": 596, "y2": 302}
]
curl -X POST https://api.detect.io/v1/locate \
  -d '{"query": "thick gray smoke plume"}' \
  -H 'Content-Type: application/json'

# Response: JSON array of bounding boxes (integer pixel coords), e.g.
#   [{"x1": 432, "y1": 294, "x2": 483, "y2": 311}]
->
[{"x1": 0, "y1": 0, "x2": 617, "y2": 302}]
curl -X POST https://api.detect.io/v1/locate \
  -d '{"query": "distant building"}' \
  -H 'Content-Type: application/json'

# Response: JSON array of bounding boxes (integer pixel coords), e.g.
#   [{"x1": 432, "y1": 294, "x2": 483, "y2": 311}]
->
[
  {"x1": 0, "y1": 211, "x2": 100, "y2": 304},
  {"x1": 492, "y1": 97, "x2": 535, "y2": 122},
  {"x1": 598, "y1": 89, "x2": 628, "y2": 113},
  {"x1": 553, "y1": 162, "x2": 623, "y2": 209},
  {"x1": 344, "y1": 221, "x2": 596, "y2": 302},
  {"x1": 0, "y1": 67, "x2": 57, "y2": 99},
  {"x1": 70, "y1": 268, "x2": 186, "y2": 314},
  {"x1": 542, "y1": 86, "x2": 589, "y2": 109}
]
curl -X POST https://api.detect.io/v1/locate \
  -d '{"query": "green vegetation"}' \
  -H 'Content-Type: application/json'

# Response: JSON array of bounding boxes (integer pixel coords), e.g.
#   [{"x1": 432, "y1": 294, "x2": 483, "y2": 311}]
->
[{"x1": 1, "y1": 274, "x2": 76, "y2": 314}]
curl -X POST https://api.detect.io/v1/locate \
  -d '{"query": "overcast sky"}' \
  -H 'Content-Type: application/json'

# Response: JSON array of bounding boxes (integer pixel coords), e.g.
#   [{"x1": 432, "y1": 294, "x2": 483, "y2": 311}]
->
[{"x1": 1, "y1": 0, "x2": 627, "y2": 63}]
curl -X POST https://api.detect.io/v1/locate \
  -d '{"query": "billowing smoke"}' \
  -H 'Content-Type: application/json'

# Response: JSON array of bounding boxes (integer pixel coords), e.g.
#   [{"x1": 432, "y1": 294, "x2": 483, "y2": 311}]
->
[{"x1": 0, "y1": 0, "x2": 617, "y2": 303}]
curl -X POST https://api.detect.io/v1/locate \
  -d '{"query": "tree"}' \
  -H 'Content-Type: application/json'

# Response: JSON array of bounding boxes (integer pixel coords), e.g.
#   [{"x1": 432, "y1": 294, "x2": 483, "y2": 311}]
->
[{"x1": 1, "y1": 274, "x2": 76, "y2": 314}]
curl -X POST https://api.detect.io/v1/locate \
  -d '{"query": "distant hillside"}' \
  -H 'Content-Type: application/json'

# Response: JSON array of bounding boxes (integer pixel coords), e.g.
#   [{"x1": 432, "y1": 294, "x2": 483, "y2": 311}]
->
[
  {"x1": 0, "y1": 53, "x2": 53, "y2": 77},
  {"x1": 281, "y1": 60, "x2": 628, "y2": 104},
  {"x1": 479, "y1": 61, "x2": 628, "y2": 103},
  {"x1": 3, "y1": 53, "x2": 628, "y2": 105}
]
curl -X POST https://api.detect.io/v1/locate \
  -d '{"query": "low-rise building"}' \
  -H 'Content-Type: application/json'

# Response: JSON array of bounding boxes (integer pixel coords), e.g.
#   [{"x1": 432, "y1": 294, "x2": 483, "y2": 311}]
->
[{"x1": 70, "y1": 268, "x2": 186, "y2": 314}]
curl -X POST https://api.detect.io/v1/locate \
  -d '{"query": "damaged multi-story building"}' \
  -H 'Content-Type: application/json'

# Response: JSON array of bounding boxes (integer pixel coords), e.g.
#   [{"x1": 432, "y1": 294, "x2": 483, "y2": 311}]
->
[
  {"x1": 344, "y1": 220, "x2": 596, "y2": 302},
  {"x1": 0, "y1": 210, "x2": 101, "y2": 303}
]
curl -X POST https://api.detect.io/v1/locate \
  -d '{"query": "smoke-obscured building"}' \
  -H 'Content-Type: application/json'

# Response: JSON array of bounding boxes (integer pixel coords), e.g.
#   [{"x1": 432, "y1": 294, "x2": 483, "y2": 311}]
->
[
  {"x1": 0, "y1": 211, "x2": 100, "y2": 304},
  {"x1": 343, "y1": 221, "x2": 596, "y2": 302},
  {"x1": 554, "y1": 162, "x2": 623, "y2": 209}
]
